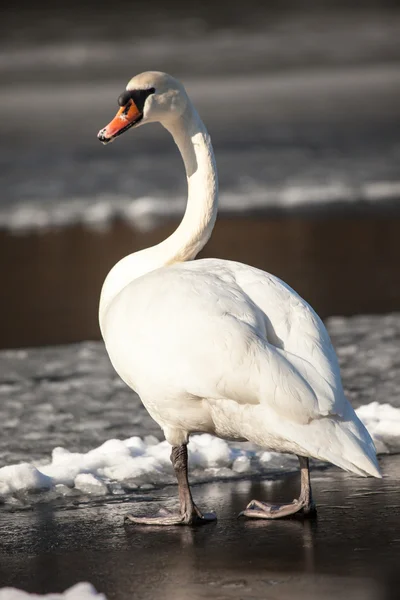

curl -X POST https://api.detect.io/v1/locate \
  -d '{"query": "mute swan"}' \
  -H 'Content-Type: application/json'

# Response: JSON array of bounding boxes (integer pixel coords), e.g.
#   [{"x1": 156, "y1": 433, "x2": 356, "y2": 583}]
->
[{"x1": 97, "y1": 71, "x2": 380, "y2": 525}]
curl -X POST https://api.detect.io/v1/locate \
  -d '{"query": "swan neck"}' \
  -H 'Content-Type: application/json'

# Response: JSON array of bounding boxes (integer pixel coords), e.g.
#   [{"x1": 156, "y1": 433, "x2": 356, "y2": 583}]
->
[
  {"x1": 99, "y1": 100, "x2": 218, "y2": 327},
  {"x1": 161, "y1": 103, "x2": 218, "y2": 262}
]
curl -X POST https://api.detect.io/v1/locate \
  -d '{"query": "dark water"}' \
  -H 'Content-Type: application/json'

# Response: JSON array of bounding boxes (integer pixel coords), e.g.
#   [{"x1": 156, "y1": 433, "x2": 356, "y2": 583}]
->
[
  {"x1": 0, "y1": 455, "x2": 399, "y2": 600},
  {"x1": 1, "y1": 213, "x2": 400, "y2": 348}
]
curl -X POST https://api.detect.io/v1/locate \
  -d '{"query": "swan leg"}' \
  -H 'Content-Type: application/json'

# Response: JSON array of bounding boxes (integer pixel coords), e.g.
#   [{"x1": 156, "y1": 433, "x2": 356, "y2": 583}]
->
[
  {"x1": 125, "y1": 444, "x2": 217, "y2": 526},
  {"x1": 239, "y1": 456, "x2": 317, "y2": 520}
]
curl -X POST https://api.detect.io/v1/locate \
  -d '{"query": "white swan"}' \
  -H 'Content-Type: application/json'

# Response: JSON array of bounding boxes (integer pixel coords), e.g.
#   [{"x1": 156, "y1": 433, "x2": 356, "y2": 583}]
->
[{"x1": 97, "y1": 71, "x2": 381, "y2": 525}]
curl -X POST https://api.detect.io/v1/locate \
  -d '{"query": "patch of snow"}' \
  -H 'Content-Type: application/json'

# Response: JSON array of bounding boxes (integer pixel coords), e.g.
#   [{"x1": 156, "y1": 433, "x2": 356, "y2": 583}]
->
[
  {"x1": 0, "y1": 404, "x2": 399, "y2": 504},
  {"x1": 74, "y1": 474, "x2": 108, "y2": 496},
  {"x1": 0, "y1": 434, "x2": 284, "y2": 503},
  {"x1": 0, "y1": 463, "x2": 52, "y2": 496},
  {"x1": 0, "y1": 583, "x2": 106, "y2": 600},
  {"x1": 356, "y1": 402, "x2": 400, "y2": 454},
  {"x1": 232, "y1": 456, "x2": 251, "y2": 474}
]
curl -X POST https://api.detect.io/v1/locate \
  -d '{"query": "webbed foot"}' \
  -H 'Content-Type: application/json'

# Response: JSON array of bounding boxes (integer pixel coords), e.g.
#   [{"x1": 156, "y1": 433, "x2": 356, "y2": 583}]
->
[
  {"x1": 125, "y1": 506, "x2": 217, "y2": 526},
  {"x1": 239, "y1": 456, "x2": 316, "y2": 520},
  {"x1": 239, "y1": 498, "x2": 316, "y2": 520}
]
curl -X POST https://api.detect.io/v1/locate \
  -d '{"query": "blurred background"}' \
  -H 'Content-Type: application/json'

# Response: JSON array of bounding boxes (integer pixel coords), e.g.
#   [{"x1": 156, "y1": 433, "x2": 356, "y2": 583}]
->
[{"x1": 1, "y1": 0, "x2": 400, "y2": 348}]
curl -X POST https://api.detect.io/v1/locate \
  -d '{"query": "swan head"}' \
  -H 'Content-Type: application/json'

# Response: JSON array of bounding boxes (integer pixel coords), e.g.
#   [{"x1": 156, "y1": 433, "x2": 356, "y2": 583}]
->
[{"x1": 97, "y1": 71, "x2": 188, "y2": 144}]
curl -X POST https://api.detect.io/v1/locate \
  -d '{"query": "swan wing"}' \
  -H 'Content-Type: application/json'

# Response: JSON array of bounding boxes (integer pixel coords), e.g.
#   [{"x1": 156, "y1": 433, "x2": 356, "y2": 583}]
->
[
  {"x1": 109, "y1": 260, "x2": 345, "y2": 425},
  {"x1": 219, "y1": 259, "x2": 346, "y2": 417},
  {"x1": 166, "y1": 259, "x2": 345, "y2": 420}
]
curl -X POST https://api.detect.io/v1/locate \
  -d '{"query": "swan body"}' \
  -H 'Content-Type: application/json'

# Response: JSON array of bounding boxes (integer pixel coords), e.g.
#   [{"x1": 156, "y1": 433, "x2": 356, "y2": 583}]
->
[
  {"x1": 104, "y1": 257, "x2": 378, "y2": 477},
  {"x1": 97, "y1": 72, "x2": 380, "y2": 523}
]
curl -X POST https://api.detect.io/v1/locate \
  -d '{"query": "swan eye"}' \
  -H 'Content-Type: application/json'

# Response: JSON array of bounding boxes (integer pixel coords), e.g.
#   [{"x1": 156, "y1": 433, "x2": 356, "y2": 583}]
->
[
  {"x1": 118, "y1": 91, "x2": 132, "y2": 107},
  {"x1": 118, "y1": 88, "x2": 155, "y2": 110},
  {"x1": 98, "y1": 87, "x2": 156, "y2": 144}
]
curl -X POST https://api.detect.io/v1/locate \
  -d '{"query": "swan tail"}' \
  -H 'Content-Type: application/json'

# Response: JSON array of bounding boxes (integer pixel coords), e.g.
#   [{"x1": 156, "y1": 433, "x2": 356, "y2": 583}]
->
[{"x1": 312, "y1": 404, "x2": 382, "y2": 478}]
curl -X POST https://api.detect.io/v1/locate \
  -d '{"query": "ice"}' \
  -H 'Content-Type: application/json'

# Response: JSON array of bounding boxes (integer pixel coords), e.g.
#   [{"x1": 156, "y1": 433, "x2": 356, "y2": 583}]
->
[
  {"x1": 0, "y1": 403, "x2": 399, "y2": 503},
  {"x1": 0, "y1": 583, "x2": 106, "y2": 600}
]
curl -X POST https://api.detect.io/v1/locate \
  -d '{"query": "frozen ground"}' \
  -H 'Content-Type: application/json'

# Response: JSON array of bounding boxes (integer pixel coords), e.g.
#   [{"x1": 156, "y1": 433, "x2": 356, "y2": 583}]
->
[{"x1": 0, "y1": 314, "x2": 400, "y2": 506}]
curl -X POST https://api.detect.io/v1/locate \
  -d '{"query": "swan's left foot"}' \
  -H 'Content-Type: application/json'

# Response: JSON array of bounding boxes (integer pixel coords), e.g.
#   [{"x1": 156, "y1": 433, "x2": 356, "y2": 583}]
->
[
  {"x1": 239, "y1": 456, "x2": 317, "y2": 520},
  {"x1": 125, "y1": 444, "x2": 217, "y2": 527},
  {"x1": 125, "y1": 507, "x2": 217, "y2": 526}
]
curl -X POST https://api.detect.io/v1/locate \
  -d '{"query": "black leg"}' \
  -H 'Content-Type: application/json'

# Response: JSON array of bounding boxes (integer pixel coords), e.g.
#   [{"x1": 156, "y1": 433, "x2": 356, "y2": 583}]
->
[
  {"x1": 125, "y1": 443, "x2": 217, "y2": 526},
  {"x1": 239, "y1": 456, "x2": 317, "y2": 520}
]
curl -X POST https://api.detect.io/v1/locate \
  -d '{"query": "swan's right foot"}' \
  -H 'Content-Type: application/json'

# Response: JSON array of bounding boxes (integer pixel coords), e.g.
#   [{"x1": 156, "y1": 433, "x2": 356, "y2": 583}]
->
[
  {"x1": 124, "y1": 443, "x2": 217, "y2": 526},
  {"x1": 239, "y1": 498, "x2": 316, "y2": 519},
  {"x1": 125, "y1": 506, "x2": 217, "y2": 526}
]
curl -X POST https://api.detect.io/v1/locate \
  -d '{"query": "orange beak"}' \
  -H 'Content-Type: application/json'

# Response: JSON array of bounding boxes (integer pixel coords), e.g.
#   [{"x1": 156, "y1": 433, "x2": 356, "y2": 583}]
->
[{"x1": 97, "y1": 99, "x2": 142, "y2": 144}]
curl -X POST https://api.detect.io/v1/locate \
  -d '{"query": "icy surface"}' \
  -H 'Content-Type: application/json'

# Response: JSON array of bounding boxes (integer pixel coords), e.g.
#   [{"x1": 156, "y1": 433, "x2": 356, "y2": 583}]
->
[
  {"x1": 0, "y1": 584, "x2": 106, "y2": 600},
  {"x1": 328, "y1": 315, "x2": 400, "y2": 410},
  {"x1": 1, "y1": 315, "x2": 400, "y2": 505}
]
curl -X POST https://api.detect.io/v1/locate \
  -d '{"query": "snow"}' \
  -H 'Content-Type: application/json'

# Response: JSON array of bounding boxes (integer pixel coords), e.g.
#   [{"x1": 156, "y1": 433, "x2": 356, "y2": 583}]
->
[
  {"x1": 0, "y1": 463, "x2": 51, "y2": 496},
  {"x1": 74, "y1": 473, "x2": 108, "y2": 496},
  {"x1": 0, "y1": 433, "x2": 291, "y2": 503},
  {"x1": 0, "y1": 404, "x2": 399, "y2": 504},
  {"x1": 0, "y1": 583, "x2": 106, "y2": 600},
  {"x1": 356, "y1": 402, "x2": 400, "y2": 454}
]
